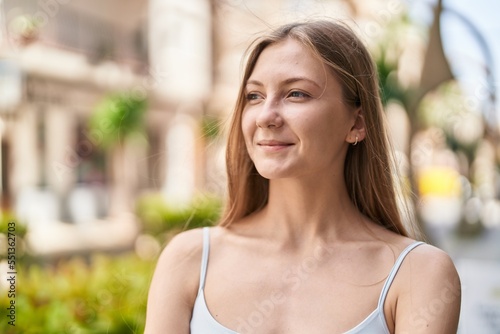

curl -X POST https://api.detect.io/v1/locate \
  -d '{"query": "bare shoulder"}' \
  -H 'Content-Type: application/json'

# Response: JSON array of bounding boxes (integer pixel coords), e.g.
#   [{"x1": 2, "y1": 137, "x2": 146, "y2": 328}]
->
[
  {"x1": 159, "y1": 228, "x2": 205, "y2": 265},
  {"x1": 392, "y1": 243, "x2": 461, "y2": 333},
  {"x1": 151, "y1": 228, "x2": 205, "y2": 293},
  {"x1": 402, "y1": 243, "x2": 460, "y2": 282},
  {"x1": 144, "y1": 228, "x2": 205, "y2": 334}
]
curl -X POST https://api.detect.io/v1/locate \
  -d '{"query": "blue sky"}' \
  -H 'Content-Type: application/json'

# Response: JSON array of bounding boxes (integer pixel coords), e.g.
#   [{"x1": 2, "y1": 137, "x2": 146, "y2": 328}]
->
[{"x1": 408, "y1": 0, "x2": 500, "y2": 127}]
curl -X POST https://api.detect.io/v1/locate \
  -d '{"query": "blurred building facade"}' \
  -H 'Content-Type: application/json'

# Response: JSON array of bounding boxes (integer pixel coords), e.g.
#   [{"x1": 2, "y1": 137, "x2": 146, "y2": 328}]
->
[
  {"x1": 2, "y1": 0, "x2": 403, "y2": 226},
  {"x1": 1, "y1": 0, "x2": 150, "y2": 225}
]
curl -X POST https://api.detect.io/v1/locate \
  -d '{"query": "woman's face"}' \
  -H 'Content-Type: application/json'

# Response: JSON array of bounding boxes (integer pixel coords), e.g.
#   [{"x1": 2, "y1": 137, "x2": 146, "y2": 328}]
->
[{"x1": 242, "y1": 38, "x2": 360, "y2": 180}]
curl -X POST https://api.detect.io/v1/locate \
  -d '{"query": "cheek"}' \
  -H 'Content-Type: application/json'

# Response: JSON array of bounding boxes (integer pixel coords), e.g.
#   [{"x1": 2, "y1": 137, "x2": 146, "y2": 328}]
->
[
  {"x1": 297, "y1": 109, "x2": 347, "y2": 150},
  {"x1": 241, "y1": 111, "x2": 256, "y2": 146}
]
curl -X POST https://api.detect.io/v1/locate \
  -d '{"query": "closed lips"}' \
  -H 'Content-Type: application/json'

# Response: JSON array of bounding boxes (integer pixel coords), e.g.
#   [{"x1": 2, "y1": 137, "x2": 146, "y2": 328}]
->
[{"x1": 257, "y1": 140, "x2": 294, "y2": 146}]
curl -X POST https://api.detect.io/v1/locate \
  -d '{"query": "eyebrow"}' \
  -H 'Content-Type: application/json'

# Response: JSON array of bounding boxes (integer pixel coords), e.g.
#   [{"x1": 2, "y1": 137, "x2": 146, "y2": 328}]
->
[{"x1": 246, "y1": 77, "x2": 322, "y2": 89}]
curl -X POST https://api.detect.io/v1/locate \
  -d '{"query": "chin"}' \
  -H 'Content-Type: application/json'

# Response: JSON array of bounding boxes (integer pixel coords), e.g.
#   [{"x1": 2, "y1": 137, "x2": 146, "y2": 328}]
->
[{"x1": 254, "y1": 165, "x2": 295, "y2": 180}]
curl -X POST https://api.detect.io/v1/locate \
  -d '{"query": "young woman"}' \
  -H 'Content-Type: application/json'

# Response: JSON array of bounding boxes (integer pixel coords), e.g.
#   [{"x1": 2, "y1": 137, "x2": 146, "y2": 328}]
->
[{"x1": 145, "y1": 20, "x2": 461, "y2": 334}]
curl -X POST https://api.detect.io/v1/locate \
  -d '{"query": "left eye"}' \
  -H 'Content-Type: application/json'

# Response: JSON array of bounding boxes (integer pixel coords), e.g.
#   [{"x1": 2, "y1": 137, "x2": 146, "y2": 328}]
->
[{"x1": 288, "y1": 91, "x2": 309, "y2": 98}]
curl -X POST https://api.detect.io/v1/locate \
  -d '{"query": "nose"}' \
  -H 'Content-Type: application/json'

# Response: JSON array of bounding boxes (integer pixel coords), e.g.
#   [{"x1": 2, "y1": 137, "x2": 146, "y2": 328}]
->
[{"x1": 255, "y1": 98, "x2": 283, "y2": 129}]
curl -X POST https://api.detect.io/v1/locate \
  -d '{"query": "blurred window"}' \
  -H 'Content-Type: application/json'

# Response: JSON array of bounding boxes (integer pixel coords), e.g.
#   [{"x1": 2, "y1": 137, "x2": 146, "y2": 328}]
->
[
  {"x1": 4, "y1": 0, "x2": 148, "y2": 66},
  {"x1": 75, "y1": 119, "x2": 107, "y2": 185}
]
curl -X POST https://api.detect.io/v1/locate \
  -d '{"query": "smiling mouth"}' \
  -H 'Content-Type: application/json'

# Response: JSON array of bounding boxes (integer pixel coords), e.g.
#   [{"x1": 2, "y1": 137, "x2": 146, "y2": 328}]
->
[
  {"x1": 258, "y1": 143, "x2": 294, "y2": 147},
  {"x1": 257, "y1": 140, "x2": 294, "y2": 146},
  {"x1": 256, "y1": 141, "x2": 294, "y2": 151}
]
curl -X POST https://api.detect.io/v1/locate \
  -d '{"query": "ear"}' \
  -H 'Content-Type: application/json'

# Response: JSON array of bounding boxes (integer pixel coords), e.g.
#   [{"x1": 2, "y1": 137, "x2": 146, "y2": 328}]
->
[{"x1": 346, "y1": 109, "x2": 366, "y2": 145}]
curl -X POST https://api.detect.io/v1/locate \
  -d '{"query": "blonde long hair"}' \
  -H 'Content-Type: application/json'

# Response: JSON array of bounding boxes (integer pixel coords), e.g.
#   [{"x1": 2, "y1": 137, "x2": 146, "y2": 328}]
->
[{"x1": 220, "y1": 20, "x2": 418, "y2": 238}]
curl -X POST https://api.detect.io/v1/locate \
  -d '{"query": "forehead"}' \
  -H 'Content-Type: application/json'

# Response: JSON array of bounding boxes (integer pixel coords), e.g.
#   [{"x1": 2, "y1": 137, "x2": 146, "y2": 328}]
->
[{"x1": 249, "y1": 38, "x2": 327, "y2": 83}]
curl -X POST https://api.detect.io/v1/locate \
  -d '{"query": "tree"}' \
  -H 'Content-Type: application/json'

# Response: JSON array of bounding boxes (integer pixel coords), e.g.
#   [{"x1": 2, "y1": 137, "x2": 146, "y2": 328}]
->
[{"x1": 89, "y1": 92, "x2": 147, "y2": 216}]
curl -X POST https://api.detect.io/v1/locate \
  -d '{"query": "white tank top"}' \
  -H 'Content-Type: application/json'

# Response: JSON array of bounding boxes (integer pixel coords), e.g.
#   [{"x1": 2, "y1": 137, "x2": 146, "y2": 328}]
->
[{"x1": 190, "y1": 227, "x2": 424, "y2": 333}]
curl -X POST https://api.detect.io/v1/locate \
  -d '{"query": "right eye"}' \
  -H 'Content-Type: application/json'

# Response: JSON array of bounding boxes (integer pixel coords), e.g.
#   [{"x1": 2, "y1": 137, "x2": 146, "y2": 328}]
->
[
  {"x1": 246, "y1": 93, "x2": 258, "y2": 100},
  {"x1": 245, "y1": 93, "x2": 262, "y2": 102}
]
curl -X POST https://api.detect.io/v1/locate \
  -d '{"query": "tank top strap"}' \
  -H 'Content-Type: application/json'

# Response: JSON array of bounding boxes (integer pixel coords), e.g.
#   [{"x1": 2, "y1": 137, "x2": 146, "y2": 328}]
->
[
  {"x1": 377, "y1": 241, "x2": 425, "y2": 308},
  {"x1": 198, "y1": 227, "x2": 211, "y2": 291}
]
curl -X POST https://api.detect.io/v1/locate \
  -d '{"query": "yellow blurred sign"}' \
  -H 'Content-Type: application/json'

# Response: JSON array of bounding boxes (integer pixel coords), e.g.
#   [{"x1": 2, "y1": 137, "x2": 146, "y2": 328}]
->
[{"x1": 418, "y1": 167, "x2": 462, "y2": 197}]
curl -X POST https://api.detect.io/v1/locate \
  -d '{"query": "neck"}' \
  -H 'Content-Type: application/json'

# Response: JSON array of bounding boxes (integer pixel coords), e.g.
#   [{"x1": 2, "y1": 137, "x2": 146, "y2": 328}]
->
[{"x1": 258, "y1": 173, "x2": 365, "y2": 246}]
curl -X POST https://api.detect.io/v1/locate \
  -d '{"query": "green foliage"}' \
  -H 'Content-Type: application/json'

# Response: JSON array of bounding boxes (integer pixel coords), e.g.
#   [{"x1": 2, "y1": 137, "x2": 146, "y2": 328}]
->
[
  {"x1": 10, "y1": 14, "x2": 41, "y2": 39},
  {"x1": 89, "y1": 92, "x2": 148, "y2": 149},
  {"x1": 0, "y1": 253, "x2": 155, "y2": 334},
  {"x1": 201, "y1": 115, "x2": 222, "y2": 141},
  {"x1": 0, "y1": 212, "x2": 27, "y2": 239},
  {"x1": 0, "y1": 195, "x2": 222, "y2": 333},
  {"x1": 136, "y1": 193, "x2": 222, "y2": 241},
  {"x1": 418, "y1": 82, "x2": 481, "y2": 160},
  {"x1": 376, "y1": 47, "x2": 407, "y2": 107},
  {"x1": 0, "y1": 213, "x2": 28, "y2": 264}
]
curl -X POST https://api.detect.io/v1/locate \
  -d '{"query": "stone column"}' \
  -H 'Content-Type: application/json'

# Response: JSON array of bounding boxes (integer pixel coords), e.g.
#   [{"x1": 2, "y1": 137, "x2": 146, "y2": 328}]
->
[
  {"x1": 149, "y1": 0, "x2": 212, "y2": 103},
  {"x1": 163, "y1": 113, "x2": 197, "y2": 205},
  {"x1": 149, "y1": 0, "x2": 212, "y2": 204}
]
